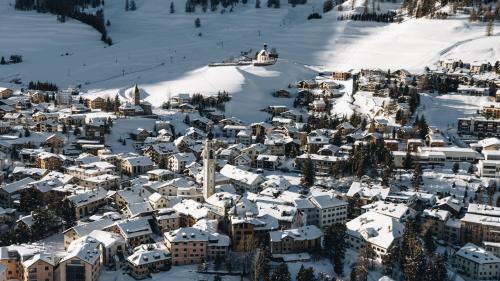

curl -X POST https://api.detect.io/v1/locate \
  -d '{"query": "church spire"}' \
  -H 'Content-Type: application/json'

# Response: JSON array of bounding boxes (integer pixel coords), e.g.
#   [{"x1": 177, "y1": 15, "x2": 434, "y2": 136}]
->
[
  {"x1": 202, "y1": 136, "x2": 216, "y2": 201},
  {"x1": 133, "y1": 84, "x2": 140, "y2": 106}
]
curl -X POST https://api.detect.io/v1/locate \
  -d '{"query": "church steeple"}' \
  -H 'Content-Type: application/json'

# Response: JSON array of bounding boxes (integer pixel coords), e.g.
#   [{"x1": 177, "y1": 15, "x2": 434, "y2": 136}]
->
[
  {"x1": 133, "y1": 84, "x2": 140, "y2": 106},
  {"x1": 202, "y1": 137, "x2": 216, "y2": 201}
]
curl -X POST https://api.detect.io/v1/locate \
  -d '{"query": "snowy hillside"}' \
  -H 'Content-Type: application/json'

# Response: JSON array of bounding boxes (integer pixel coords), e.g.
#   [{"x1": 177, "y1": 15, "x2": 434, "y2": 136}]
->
[{"x1": 0, "y1": 0, "x2": 498, "y2": 122}]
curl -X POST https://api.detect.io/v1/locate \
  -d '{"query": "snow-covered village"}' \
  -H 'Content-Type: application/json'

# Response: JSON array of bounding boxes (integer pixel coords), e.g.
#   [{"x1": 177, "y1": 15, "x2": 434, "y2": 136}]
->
[{"x1": 0, "y1": 0, "x2": 499, "y2": 281}]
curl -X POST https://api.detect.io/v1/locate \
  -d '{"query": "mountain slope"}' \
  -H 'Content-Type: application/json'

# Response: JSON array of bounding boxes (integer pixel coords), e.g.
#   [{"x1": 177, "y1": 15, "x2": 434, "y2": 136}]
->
[{"x1": 0, "y1": 0, "x2": 498, "y2": 122}]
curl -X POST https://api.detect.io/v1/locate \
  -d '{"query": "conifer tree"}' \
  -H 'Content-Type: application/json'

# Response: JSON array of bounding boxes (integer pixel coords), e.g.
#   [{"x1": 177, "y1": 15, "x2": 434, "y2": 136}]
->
[
  {"x1": 404, "y1": 149, "x2": 413, "y2": 170},
  {"x1": 125, "y1": 0, "x2": 129, "y2": 11},
  {"x1": 412, "y1": 162, "x2": 422, "y2": 190},
  {"x1": 401, "y1": 220, "x2": 426, "y2": 281},
  {"x1": 354, "y1": 244, "x2": 370, "y2": 281},
  {"x1": 251, "y1": 248, "x2": 270, "y2": 281},
  {"x1": 296, "y1": 265, "x2": 315, "y2": 281},
  {"x1": 0, "y1": 56, "x2": 5, "y2": 65},
  {"x1": 170, "y1": 1, "x2": 175, "y2": 13},
  {"x1": 324, "y1": 223, "x2": 347, "y2": 275},
  {"x1": 114, "y1": 94, "x2": 121, "y2": 112},
  {"x1": 301, "y1": 156, "x2": 315, "y2": 187},
  {"x1": 323, "y1": 0, "x2": 333, "y2": 12},
  {"x1": 423, "y1": 227, "x2": 436, "y2": 254},
  {"x1": 61, "y1": 198, "x2": 76, "y2": 229},
  {"x1": 270, "y1": 263, "x2": 291, "y2": 281}
]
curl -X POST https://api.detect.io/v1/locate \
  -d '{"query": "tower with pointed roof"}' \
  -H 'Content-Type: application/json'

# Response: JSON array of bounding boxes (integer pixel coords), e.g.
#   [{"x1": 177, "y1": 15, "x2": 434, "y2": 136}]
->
[
  {"x1": 133, "y1": 84, "x2": 140, "y2": 106},
  {"x1": 202, "y1": 134, "x2": 216, "y2": 201}
]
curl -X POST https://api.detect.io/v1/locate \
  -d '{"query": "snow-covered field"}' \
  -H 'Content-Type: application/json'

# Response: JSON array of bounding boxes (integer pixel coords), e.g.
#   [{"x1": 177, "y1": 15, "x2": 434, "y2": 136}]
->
[
  {"x1": 99, "y1": 265, "x2": 240, "y2": 281},
  {"x1": 419, "y1": 93, "x2": 493, "y2": 130},
  {"x1": 0, "y1": 0, "x2": 498, "y2": 122}
]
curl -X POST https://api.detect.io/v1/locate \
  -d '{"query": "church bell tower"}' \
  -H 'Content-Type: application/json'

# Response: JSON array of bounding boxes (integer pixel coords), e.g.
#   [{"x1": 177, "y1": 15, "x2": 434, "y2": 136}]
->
[{"x1": 202, "y1": 131, "x2": 216, "y2": 200}]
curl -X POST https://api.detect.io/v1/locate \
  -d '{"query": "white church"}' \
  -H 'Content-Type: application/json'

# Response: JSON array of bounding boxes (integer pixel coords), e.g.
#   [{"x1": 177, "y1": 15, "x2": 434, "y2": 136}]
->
[{"x1": 254, "y1": 44, "x2": 276, "y2": 66}]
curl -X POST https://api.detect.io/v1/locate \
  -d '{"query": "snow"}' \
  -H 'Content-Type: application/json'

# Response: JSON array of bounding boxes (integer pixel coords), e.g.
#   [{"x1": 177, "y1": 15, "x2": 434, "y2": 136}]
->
[
  {"x1": 99, "y1": 265, "x2": 240, "y2": 281},
  {"x1": 1, "y1": 0, "x2": 498, "y2": 123},
  {"x1": 419, "y1": 93, "x2": 493, "y2": 130}
]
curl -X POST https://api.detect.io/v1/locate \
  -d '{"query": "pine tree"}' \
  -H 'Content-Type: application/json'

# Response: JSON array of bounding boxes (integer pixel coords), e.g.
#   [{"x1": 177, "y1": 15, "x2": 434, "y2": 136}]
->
[
  {"x1": 354, "y1": 244, "x2": 370, "y2": 281},
  {"x1": 0, "y1": 56, "x2": 5, "y2": 65},
  {"x1": 24, "y1": 128, "x2": 30, "y2": 137},
  {"x1": 19, "y1": 189, "x2": 43, "y2": 212},
  {"x1": 423, "y1": 228, "x2": 436, "y2": 254},
  {"x1": 381, "y1": 244, "x2": 398, "y2": 277},
  {"x1": 323, "y1": 0, "x2": 333, "y2": 12},
  {"x1": 301, "y1": 156, "x2": 315, "y2": 187},
  {"x1": 252, "y1": 248, "x2": 270, "y2": 281},
  {"x1": 195, "y1": 17, "x2": 201, "y2": 28},
  {"x1": 418, "y1": 114, "x2": 428, "y2": 139},
  {"x1": 255, "y1": 0, "x2": 261, "y2": 8},
  {"x1": 270, "y1": 263, "x2": 291, "y2": 281},
  {"x1": 170, "y1": 1, "x2": 175, "y2": 13},
  {"x1": 130, "y1": 0, "x2": 136, "y2": 10},
  {"x1": 114, "y1": 94, "x2": 121, "y2": 112},
  {"x1": 61, "y1": 198, "x2": 76, "y2": 229},
  {"x1": 401, "y1": 220, "x2": 426, "y2": 281},
  {"x1": 487, "y1": 181, "x2": 497, "y2": 205},
  {"x1": 350, "y1": 264, "x2": 357, "y2": 281},
  {"x1": 412, "y1": 163, "x2": 422, "y2": 190},
  {"x1": 404, "y1": 149, "x2": 413, "y2": 170},
  {"x1": 467, "y1": 164, "x2": 474, "y2": 175},
  {"x1": 296, "y1": 265, "x2": 315, "y2": 281},
  {"x1": 452, "y1": 162, "x2": 459, "y2": 174},
  {"x1": 324, "y1": 223, "x2": 347, "y2": 275},
  {"x1": 125, "y1": 0, "x2": 129, "y2": 10},
  {"x1": 382, "y1": 150, "x2": 394, "y2": 186}
]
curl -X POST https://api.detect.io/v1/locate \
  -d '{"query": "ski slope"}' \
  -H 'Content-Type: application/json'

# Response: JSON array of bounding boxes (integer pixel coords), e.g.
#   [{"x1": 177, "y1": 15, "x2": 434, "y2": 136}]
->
[{"x1": 0, "y1": 0, "x2": 498, "y2": 122}]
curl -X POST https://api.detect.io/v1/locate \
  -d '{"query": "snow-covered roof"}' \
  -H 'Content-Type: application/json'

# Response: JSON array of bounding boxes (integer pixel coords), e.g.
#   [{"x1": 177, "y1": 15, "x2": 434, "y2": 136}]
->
[
  {"x1": 61, "y1": 236, "x2": 101, "y2": 265},
  {"x1": 456, "y1": 243, "x2": 500, "y2": 264},
  {"x1": 466, "y1": 203, "x2": 500, "y2": 218},
  {"x1": 127, "y1": 245, "x2": 171, "y2": 266},
  {"x1": 310, "y1": 194, "x2": 347, "y2": 209},
  {"x1": 126, "y1": 201, "x2": 153, "y2": 217},
  {"x1": 362, "y1": 201, "x2": 415, "y2": 221},
  {"x1": 347, "y1": 181, "x2": 390, "y2": 199},
  {"x1": 68, "y1": 187, "x2": 108, "y2": 207},
  {"x1": 346, "y1": 211, "x2": 404, "y2": 249},
  {"x1": 65, "y1": 218, "x2": 115, "y2": 237},
  {"x1": 269, "y1": 225, "x2": 323, "y2": 242},
  {"x1": 22, "y1": 253, "x2": 57, "y2": 268},
  {"x1": 205, "y1": 192, "x2": 240, "y2": 209},
  {"x1": 88, "y1": 230, "x2": 125, "y2": 248},
  {"x1": 220, "y1": 164, "x2": 264, "y2": 186},
  {"x1": 164, "y1": 227, "x2": 230, "y2": 246},
  {"x1": 2, "y1": 177, "x2": 35, "y2": 194},
  {"x1": 436, "y1": 196, "x2": 463, "y2": 213},
  {"x1": 123, "y1": 156, "x2": 154, "y2": 167},
  {"x1": 172, "y1": 199, "x2": 209, "y2": 220},
  {"x1": 422, "y1": 209, "x2": 450, "y2": 222},
  {"x1": 116, "y1": 218, "x2": 152, "y2": 239}
]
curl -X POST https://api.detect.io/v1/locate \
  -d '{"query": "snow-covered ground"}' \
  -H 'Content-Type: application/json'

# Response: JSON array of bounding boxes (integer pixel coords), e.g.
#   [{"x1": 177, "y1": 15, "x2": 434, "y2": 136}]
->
[
  {"x1": 419, "y1": 93, "x2": 492, "y2": 130},
  {"x1": 99, "y1": 265, "x2": 240, "y2": 281},
  {"x1": 0, "y1": 0, "x2": 498, "y2": 123}
]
